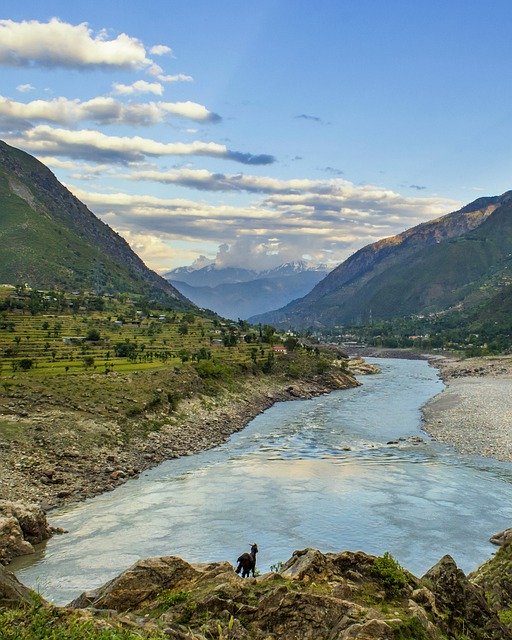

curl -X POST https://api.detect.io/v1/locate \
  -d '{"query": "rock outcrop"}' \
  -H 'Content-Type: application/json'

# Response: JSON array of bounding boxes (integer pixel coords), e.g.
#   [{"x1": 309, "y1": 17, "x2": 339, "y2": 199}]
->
[
  {"x1": 490, "y1": 527, "x2": 512, "y2": 546},
  {"x1": 423, "y1": 554, "x2": 508, "y2": 639},
  {"x1": 471, "y1": 541, "x2": 512, "y2": 613},
  {"x1": 63, "y1": 548, "x2": 512, "y2": 640},
  {"x1": 0, "y1": 564, "x2": 39, "y2": 608},
  {"x1": 0, "y1": 501, "x2": 53, "y2": 565}
]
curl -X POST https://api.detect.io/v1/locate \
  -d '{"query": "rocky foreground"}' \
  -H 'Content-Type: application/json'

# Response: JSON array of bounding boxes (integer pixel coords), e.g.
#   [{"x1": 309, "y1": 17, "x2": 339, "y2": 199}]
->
[{"x1": 2, "y1": 543, "x2": 512, "y2": 639}]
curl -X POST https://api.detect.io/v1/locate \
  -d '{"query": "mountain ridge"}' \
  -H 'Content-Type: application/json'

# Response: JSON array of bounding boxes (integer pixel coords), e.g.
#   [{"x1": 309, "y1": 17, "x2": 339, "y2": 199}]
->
[
  {"x1": 0, "y1": 140, "x2": 192, "y2": 307},
  {"x1": 166, "y1": 261, "x2": 327, "y2": 319},
  {"x1": 250, "y1": 191, "x2": 512, "y2": 328}
]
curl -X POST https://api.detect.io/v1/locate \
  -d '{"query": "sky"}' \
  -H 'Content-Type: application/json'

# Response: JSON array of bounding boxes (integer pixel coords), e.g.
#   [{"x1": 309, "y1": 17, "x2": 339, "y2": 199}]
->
[{"x1": 2, "y1": 1, "x2": 512, "y2": 273}]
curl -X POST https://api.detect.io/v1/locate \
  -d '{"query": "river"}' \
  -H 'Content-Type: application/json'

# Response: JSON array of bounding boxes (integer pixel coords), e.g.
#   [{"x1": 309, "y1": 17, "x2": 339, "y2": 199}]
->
[{"x1": 11, "y1": 358, "x2": 512, "y2": 604}]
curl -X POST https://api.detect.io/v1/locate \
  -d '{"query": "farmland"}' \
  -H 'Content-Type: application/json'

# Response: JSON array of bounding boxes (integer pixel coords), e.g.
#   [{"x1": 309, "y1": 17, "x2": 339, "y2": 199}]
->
[{"x1": 0, "y1": 286, "x2": 279, "y2": 377}]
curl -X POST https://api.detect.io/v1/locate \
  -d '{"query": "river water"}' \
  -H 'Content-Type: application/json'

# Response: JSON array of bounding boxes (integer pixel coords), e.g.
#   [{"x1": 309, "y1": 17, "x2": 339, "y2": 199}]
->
[{"x1": 12, "y1": 358, "x2": 512, "y2": 604}]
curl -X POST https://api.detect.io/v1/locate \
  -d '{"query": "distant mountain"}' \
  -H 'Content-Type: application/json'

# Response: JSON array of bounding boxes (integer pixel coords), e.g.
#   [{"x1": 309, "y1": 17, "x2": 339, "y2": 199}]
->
[
  {"x1": 166, "y1": 261, "x2": 327, "y2": 319},
  {"x1": 165, "y1": 265, "x2": 258, "y2": 288},
  {"x1": 250, "y1": 192, "x2": 512, "y2": 328},
  {"x1": 0, "y1": 141, "x2": 192, "y2": 308}
]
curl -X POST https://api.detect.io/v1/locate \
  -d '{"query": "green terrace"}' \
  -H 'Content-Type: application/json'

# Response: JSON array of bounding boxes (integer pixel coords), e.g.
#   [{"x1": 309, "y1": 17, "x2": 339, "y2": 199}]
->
[{"x1": 0, "y1": 287, "x2": 280, "y2": 377}]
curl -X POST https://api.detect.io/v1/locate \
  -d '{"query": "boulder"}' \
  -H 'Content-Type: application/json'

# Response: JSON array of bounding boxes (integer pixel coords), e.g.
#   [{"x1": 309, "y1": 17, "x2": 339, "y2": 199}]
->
[
  {"x1": 490, "y1": 527, "x2": 512, "y2": 546},
  {"x1": 280, "y1": 548, "x2": 335, "y2": 581},
  {"x1": 254, "y1": 587, "x2": 364, "y2": 640},
  {"x1": 0, "y1": 564, "x2": 41, "y2": 608},
  {"x1": 423, "y1": 554, "x2": 510, "y2": 639},
  {"x1": 0, "y1": 501, "x2": 53, "y2": 565},
  {"x1": 69, "y1": 556, "x2": 204, "y2": 611}
]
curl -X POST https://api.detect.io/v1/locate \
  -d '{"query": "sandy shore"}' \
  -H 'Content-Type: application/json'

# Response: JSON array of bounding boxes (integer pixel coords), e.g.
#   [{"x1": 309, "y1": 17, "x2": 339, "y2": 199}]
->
[{"x1": 423, "y1": 355, "x2": 512, "y2": 461}]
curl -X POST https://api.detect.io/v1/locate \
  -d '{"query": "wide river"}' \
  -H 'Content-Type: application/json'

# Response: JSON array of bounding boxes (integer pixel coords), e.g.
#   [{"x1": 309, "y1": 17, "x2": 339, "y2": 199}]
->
[{"x1": 12, "y1": 358, "x2": 512, "y2": 604}]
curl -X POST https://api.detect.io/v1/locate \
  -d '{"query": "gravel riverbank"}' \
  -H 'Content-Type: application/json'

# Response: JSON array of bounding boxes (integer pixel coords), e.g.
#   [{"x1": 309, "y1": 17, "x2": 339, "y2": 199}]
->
[{"x1": 423, "y1": 355, "x2": 512, "y2": 461}]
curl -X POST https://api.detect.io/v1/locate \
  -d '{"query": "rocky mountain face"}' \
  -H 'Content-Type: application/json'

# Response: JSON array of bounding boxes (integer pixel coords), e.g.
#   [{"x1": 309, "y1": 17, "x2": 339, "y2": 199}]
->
[
  {"x1": 3, "y1": 545, "x2": 512, "y2": 639},
  {"x1": 0, "y1": 141, "x2": 191, "y2": 307},
  {"x1": 251, "y1": 192, "x2": 512, "y2": 328},
  {"x1": 167, "y1": 261, "x2": 327, "y2": 319}
]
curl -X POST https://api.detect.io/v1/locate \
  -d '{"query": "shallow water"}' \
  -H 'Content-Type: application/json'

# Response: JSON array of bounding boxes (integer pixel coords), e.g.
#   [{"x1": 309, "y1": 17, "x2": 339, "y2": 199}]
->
[{"x1": 12, "y1": 358, "x2": 512, "y2": 604}]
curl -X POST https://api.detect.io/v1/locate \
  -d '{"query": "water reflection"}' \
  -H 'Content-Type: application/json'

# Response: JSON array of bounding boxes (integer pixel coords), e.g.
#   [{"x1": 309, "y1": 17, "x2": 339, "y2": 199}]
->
[{"x1": 12, "y1": 358, "x2": 512, "y2": 604}]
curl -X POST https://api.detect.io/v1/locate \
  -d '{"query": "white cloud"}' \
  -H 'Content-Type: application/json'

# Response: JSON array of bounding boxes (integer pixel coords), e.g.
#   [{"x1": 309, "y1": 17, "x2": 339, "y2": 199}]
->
[
  {"x1": 112, "y1": 80, "x2": 164, "y2": 96},
  {"x1": 129, "y1": 167, "x2": 458, "y2": 224},
  {"x1": 0, "y1": 18, "x2": 153, "y2": 70},
  {"x1": 66, "y1": 181, "x2": 461, "y2": 272},
  {"x1": 157, "y1": 73, "x2": 193, "y2": 83},
  {"x1": 16, "y1": 83, "x2": 35, "y2": 93},
  {"x1": 6, "y1": 125, "x2": 274, "y2": 165},
  {"x1": 149, "y1": 44, "x2": 172, "y2": 56},
  {"x1": 0, "y1": 95, "x2": 221, "y2": 126}
]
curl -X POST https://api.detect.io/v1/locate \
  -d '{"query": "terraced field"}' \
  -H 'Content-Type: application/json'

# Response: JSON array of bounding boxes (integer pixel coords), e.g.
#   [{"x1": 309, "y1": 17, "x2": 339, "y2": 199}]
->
[{"x1": 0, "y1": 287, "x2": 276, "y2": 377}]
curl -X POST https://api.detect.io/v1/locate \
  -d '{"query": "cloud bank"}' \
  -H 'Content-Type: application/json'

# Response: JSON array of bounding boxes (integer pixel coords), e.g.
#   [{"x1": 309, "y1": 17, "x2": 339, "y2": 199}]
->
[
  {"x1": 6, "y1": 125, "x2": 274, "y2": 165},
  {"x1": 0, "y1": 96, "x2": 221, "y2": 126},
  {"x1": 67, "y1": 176, "x2": 460, "y2": 272}
]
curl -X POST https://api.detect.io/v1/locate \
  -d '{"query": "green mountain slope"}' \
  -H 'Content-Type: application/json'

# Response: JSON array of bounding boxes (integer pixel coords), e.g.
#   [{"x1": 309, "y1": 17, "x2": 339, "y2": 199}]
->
[
  {"x1": 251, "y1": 192, "x2": 512, "y2": 328},
  {"x1": 0, "y1": 141, "x2": 192, "y2": 308}
]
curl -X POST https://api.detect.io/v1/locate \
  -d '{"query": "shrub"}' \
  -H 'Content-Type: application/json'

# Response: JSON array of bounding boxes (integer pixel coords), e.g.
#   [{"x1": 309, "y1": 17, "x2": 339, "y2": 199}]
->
[
  {"x1": 18, "y1": 358, "x2": 34, "y2": 371},
  {"x1": 86, "y1": 328, "x2": 101, "y2": 341},
  {"x1": 82, "y1": 355, "x2": 95, "y2": 369},
  {"x1": 158, "y1": 589, "x2": 190, "y2": 607},
  {"x1": 195, "y1": 360, "x2": 232, "y2": 379},
  {"x1": 371, "y1": 552, "x2": 407, "y2": 597}
]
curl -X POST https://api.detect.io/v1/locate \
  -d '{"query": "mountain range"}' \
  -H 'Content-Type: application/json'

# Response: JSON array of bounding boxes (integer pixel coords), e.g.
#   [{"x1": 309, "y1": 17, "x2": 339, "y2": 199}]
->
[
  {"x1": 251, "y1": 191, "x2": 512, "y2": 328},
  {"x1": 166, "y1": 261, "x2": 327, "y2": 319},
  {"x1": 0, "y1": 140, "x2": 191, "y2": 308}
]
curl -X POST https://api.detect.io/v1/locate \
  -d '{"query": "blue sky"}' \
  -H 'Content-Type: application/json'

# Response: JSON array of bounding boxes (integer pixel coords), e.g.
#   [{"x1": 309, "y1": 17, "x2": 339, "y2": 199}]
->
[{"x1": 1, "y1": 1, "x2": 512, "y2": 271}]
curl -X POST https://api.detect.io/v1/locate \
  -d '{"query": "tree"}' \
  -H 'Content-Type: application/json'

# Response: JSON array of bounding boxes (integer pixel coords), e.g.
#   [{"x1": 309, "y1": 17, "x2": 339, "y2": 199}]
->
[
  {"x1": 18, "y1": 358, "x2": 34, "y2": 371},
  {"x1": 83, "y1": 355, "x2": 95, "y2": 369},
  {"x1": 284, "y1": 336, "x2": 299, "y2": 352},
  {"x1": 86, "y1": 328, "x2": 101, "y2": 341},
  {"x1": 114, "y1": 341, "x2": 137, "y2": 358}
]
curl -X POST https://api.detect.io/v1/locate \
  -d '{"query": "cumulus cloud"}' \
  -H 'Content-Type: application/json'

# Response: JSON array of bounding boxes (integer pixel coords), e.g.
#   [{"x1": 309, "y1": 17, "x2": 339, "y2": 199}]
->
[
  {"x1": 16, "y1": 83, "x2": 35, "y2": 93},
  {"x1": 67, "y1": 177, "x2": 460, "y2": 272},
  {"x1": 0, "y1": 18, "x2": 155, "y2": 70},
  {"x1": 112, "y1": 80, "x2": 164, "y2": 95},
  {"x1": 149, "y1": 44, "x2": 172, "y2": 56},
  {"x1": 0, "y1": 95, "x2": 221, "y2": 126},
  {"x1": 6, "y1": 125, "x2": 271, "y2": 164}
]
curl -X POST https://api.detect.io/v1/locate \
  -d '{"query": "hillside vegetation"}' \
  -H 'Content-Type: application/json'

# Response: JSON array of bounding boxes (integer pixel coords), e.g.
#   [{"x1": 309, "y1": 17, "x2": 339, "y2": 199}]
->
[
  {"x1": 0, "y1": 141, "x2": 189, "y2": 307},
  {"x1": 252, "y1": 191, "x2": 512, "y2": 329}
]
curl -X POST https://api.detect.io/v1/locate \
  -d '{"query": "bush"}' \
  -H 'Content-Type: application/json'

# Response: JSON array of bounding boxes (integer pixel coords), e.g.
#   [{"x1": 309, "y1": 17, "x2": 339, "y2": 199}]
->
[
  {"x1": 18, "y1": 358, "x2": 34, "y2": 371},
  {"x1": 371, "y1": 552, "x2": 407, "y2": 597},
  {"x1": 194, "y1": 360, "x2": 232, "y2": 379},
  {"x1": 86, "y1": 328, "x2": 101, "y2": 341}
]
